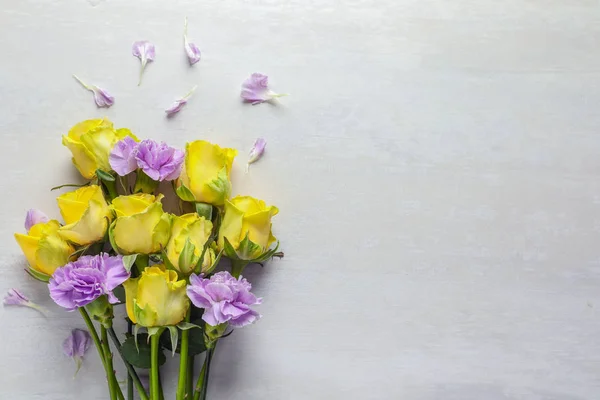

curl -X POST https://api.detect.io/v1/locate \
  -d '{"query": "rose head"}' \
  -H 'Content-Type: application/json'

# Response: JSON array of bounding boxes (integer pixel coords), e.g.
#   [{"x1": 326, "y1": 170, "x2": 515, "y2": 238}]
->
[
  {"x1": 187, "y1": 271, "x2": 261, "y2": 328},
  {"x1": 49, "y1": 253, "x2": 130, "y2": 311}
]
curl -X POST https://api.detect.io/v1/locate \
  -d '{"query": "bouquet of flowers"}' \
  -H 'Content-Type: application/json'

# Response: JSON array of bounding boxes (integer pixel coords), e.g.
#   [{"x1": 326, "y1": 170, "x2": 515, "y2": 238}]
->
[{"x1": 11, "y1": 118, "x2": 282, "y2": 400}]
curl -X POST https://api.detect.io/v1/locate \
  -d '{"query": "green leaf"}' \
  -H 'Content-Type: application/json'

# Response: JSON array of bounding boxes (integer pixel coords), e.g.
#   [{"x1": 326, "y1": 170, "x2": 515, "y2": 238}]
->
[
  {"x1": 96, "y1": 169, "x2": 116, "y2": 182},
  {"x1": 237, "y1": 233, "x2": 261, "y2": 261},
  {"x1": 112, "y1": 285, "x2": 125, "y2": 304},
  {"x1": 121, "y1": 333, "x2": 166, "y2": 369},
  {"x1": 177, "y1": 322, "x2": 201, "y2": 331},
  {"x1": 160, "y1": 318, "x2": 206, "y2": 356},
  {"x1": 122, "y1": 254, "x2": 138, "y2": 273},
  {"x1": 203, "y1": 249, "x2": 223, "y2": 275},
  {"x1": 162, "y1": 249, "x2": 177, "y2": 271},
  {"x1": 167, "y1": 326, "x2": 179, "y2": 357},
  {"x1": 175, "y1": 183, "x2": 196, "y2": 202},
  {"x1": 24, "y1": 267, "x2": 50, "y2": 283},
  {"x1": 195, "y1": 203, "x2": 213, "y2": 220},
  {"x1": 178, "y1": 238, "x2": 197, "y2": 271},
  {"x1": 222, "y1": 237, "x2": 240, "y2": 260},
  {"x1": 252, "y1": 241, "x2": 281, "y2": 263},
  {"x1": 147, "y1": 327, "x2": 163, "y2": 338}
]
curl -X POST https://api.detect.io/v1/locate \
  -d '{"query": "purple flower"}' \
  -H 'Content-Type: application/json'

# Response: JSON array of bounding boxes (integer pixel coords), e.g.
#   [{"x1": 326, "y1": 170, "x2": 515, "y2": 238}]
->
[
  {"x1": 110, "y1": 136, "x2": 139, "y2": 176},
  {"x1": 3, "y1": 288, "x2": 46, "y2": 315},
  {"x1": 133, "y1": 40, "x2": 155, "y2": 86},
  {"x1": 184, "y1": 17, "x2": 201, "y2": 65},
  {"x1": 49, "y1": 253, "x2": 129, "y2": 311},
  {"x1": 246, "y1": 138, "x2": 267, "y2": 172},
  {"x1": 73, "y1": 75, "x2": 114, "y2": 108},
  {"x1": 241, "y1": 73, "x2": 288, "y2": 105},
  {"x1": 24, "y1": 209, "x2": 50, "y2": 232},
  {"x1": 133, "y1": 139, "x2": 185, "y2": 181},
  {"x1": 187, "y1": 271, "x2": 261, "y2": 327},
  {"x1": 165, "y1": 85, "x2": 197, "y2": 118},
  {"x1": 63, "y1": 328, "x2": 91, "y2": 376}
]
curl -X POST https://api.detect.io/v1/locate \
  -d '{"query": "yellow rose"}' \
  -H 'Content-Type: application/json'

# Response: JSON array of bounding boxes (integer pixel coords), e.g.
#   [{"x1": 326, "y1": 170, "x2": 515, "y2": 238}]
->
[
  {"x1": 176, "y1": 140, "x2": 237, "y2": 205},
  {"x1": 57, "y1": 185, "x2": 112, "y2": 245},
  {"x1": 218, "y1": 196, "x2": 279, "y2": 261},
  {"x1": 62, "y1": 118, "x2": 138, "y2": 179},
  {"x1": 109, "y1": 194, "x2": 171, "y2": 255},
  {"x1": 123, "y1": 264, "x2": 189, "y2": 327},
  {"x1": 14, "y1": 220, "x2": 74, "y2": 276},
  {"x1": 165, "y1": 213, "x2": 215, "y2": 276}
]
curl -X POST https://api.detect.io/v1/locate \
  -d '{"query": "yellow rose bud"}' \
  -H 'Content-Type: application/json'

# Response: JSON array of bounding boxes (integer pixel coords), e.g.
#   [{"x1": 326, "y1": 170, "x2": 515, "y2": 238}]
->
[
  {"x1": 123, "y1": 264, "x2": 189, "y2": 327},
  {"x1": 165, "y1": 213, "x2": 215, "y2": 276},
  {"x1": 176, "y1": 140, "x2": 237, "y2": 205},
  {"x1": 57, "y1": 185, "x2": 112, "y2": 245},
  {"x1": 62, "y1": 118, "x2": 138, "y2": 179},
  {"x1": 218, "y1": 196, "x2": 279, "y2": 260},
  {"x1": 14, "y1": 220, "x2": 75, "y2": 276},
  {"x1": 109, "y1": 194, "x2": 171, "y2": 255}
]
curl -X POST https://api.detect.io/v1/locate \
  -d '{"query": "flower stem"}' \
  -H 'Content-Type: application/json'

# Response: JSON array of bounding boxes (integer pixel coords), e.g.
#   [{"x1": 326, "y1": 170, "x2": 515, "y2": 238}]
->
[
  {"x1": 150, "y1": 333, "x2": 162, "y2": 400},
  {"x1": 176, "y1": 309, "x2": 191, "y2": 400},
  {"x1": 193, "y1": 346, "x2": 215, "y2": 400},
  {"x1": 107, "y1": 327, "x2": 150, "y2": 400},
  {"x1": 101, "y1": 326, "x2": 119, "y2": 400},
  {"x1": 187, "y1": 355, "x2": 195, "y2": 399}
]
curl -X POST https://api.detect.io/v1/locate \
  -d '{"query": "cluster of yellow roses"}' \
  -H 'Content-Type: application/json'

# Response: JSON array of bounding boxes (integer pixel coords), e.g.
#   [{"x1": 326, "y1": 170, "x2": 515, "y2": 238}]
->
[{"x1": 14, "y1": 118, "x2": 279, "y2": 328}]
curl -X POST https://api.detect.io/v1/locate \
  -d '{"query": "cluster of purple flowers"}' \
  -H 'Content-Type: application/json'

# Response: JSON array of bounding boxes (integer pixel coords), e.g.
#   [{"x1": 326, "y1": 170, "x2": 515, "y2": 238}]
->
[{"x1": 109, "y1": 138, "x2": 185, "y2": 181}]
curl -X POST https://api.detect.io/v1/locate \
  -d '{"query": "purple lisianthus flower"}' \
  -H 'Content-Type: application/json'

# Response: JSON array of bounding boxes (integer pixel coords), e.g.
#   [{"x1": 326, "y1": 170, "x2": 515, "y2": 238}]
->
[
  {"x1": 133, "y1": 139, "x2": 185, "y2": 181},
  {"x1": 24, "y1": 208, "x2": 50, "y2": 232},
  {"x1": 241, "y1": 73, "x2": 288, "y2": 105},
  {"x1": 49, "y1": 253, "x2": 129, "y2": 311},
  {"x1": 187, "y1": 271, "x2": 261, "y2": 328},
  {"x1": 110, "y1": 136, "x2": 139, "y2": 176},
  {"x1": 63, "y1": 328, "x2": 91, "y2": 376}
]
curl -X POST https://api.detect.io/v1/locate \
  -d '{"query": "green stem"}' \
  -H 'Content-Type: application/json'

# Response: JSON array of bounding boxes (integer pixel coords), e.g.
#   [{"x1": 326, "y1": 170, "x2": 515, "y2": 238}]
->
[
  {"x1": 176, "y1": 309, "x2": 192, "y2": 400},
  {"x1": 193, "y1": 347, "x2": 215, "y2": 400},
  {"x1": 230, "y1": 260, "x2": 249, "y2": 279},
  {"x1": 101, "y1": 326, "x2": 120, "y2": 400},
  {"x1": 150, "y1": 334, "x2": 162, "y2": 400},
  {"x1": 126, "y1": 321, "x2": 133, "y2": 400},
  {"x1": 107, "y1": 327, "x2": 150, "y2": 400},
  {"x1": 79, "y1": 308, "x2": 106, "y2": 365},
  {"x1": 187, "y1": 355, "x2": 195, "y2": 400}
]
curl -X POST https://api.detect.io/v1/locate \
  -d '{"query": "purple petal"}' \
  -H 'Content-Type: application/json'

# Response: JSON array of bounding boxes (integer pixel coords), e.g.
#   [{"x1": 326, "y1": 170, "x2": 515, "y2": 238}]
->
[
  {"x1": 3, "y1": 288, "x2": 29, "y2": 306},
  {"x1": 102, "y1": 254, "x2": 130, "y2": 291},
  {"x1": 205, "y1": 283, "x2": 234, "y2": 302},
  {"x1": 241, "y1": 73, "x2": 270, "y2": 103},
  {"x1": 133, "y1": 139, "x2": 185, "y2": 181},
  {"x1": 229, "y1": 310, "x2": 260, "y2": 327},
  {"x1": 24, "y1": 209, "x2": 50, "y2": 232},
  {"x1": 185, "y1": 42, "x2": 201, "y2": 65},
  {"x1": 133, "y1": 41, "x2": 155, "y2": 85},
  {"x1": 246, "y1": 138, "x2": 267, "y2": 171},
  {"x1": 165, "y1": 99, "x2": 187, "y2": 117},
  {"x1": 63, "y1": 329, "x2": 91, "y2": 358},
  {"x1": 91, "y1": 86, "x2": 114, "y2": 108},
  {"x1": 110, "y1": 137, "x2": 138, "y2": 176}
]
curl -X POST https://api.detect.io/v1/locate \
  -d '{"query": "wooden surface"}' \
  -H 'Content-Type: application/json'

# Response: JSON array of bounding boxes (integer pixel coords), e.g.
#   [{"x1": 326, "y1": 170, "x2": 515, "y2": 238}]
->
[{"x1": 1, "y1": 0, "x2": 599, "y2": 399}]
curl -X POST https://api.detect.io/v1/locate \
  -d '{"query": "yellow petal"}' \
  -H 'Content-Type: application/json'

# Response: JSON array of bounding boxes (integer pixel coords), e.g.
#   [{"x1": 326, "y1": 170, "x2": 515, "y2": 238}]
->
[
  {"x1": 62, "y1": 135, "x2": 98, "y2": 180},
  {"x1": 36, "y1": 234, "x2": 74, "y2": 275},
  {"x1": 67, "y1": 119, "x2": 113, "y2": 141},
  {"x1": 28, "y1": 220, "x2": 61, "y2": 237},
  {"x1": 58, "y1": 199, "x2": 111, "y2": 245},
  {"x1": 112, "y1": 201, "x2": 165, "y2": 254},
  {"x1": 80, "y1": 127, "x2": 119, "y2": 171},
  {"x1": 112, "y1": 194, "x2": 158, "y2": 217},
  {"x1": 241, "y1": 209, "x2": 275, "y2": 250},
  {"x1": 115, "y1": 128, "x2": 140, "y2": 142},
  {"x1": 14, "y1": 233, "x2": 40, "y2": 268},
  {"x1": 136, "y1": 265, "x2": 189, "y2": 326},
  {"x1": 58, "y1": 185, "x2": 106, "y2": 224},
  {"x1": 218, "y1": 199, "x2": 245, "y2": 250},
  {"x1": 123, "y1": 278, "x2": 139, "y2": 324}
]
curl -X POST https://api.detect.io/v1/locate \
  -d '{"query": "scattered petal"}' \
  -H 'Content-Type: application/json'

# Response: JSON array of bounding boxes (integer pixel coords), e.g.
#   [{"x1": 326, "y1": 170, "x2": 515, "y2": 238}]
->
[
  {"x1": 165, "y1": 85, "x2": 197, "y2": 117},
  {"x1": 132, "y1": 40, "x2": 156, "y2": 86},
  {"x1": 241, "y1": 73, "x2": 288, "y2": 105},
  {"x1": 184, "y1": 17, "x2": 201, "y2": 65},
  {"x1": 246, "y1": 138, "x2": 267, "y2": 172},
  {"x1": 3, "y1": 289, "x2": 46, "y2": 316},
  {"x1": 73, "y1": 75, "x2": 114, "y2": 108},
  {"x1": 24, "y1": 209, "x2": 50, "y2": 232},
  {"x1": 63, "y1": 328, "x2": 92, "y2": 376}
]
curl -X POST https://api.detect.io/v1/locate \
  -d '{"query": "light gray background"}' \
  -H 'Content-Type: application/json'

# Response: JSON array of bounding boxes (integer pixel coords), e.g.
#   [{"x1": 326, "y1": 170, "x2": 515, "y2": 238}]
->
[{"x1": 1, "y1": 0, "x2": 599, "y2": 399}]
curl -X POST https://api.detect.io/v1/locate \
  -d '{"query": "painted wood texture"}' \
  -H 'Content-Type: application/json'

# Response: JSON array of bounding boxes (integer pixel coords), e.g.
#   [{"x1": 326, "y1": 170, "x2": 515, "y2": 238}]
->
[{"x1": 0, "y1": 0, "x2": 599, "y2": 398}]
